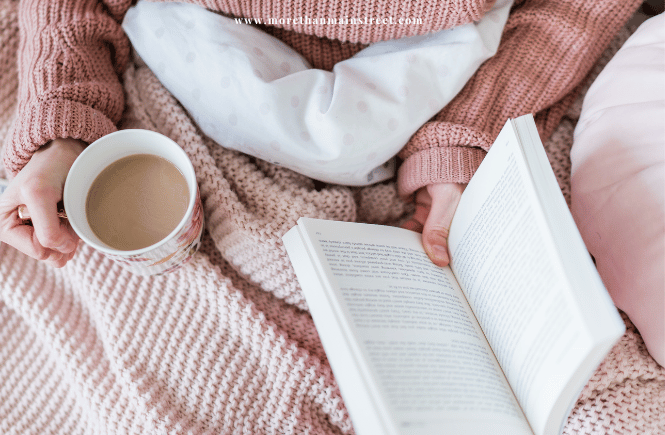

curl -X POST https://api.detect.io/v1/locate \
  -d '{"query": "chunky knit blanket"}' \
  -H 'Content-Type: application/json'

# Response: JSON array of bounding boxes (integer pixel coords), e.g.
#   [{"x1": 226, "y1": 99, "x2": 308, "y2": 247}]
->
[{"x1": 0, "y1": 1, "x2": 663, "y2": 433}]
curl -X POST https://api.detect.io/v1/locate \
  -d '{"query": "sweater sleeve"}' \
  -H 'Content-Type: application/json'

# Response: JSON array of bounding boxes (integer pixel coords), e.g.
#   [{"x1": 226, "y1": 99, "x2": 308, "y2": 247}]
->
[
  {"x1": 397, "y1": 0, "x2": 642, "y2": 197},
  {"x1": 3, "y1": 0, "x2": 132, "y2": 176}
]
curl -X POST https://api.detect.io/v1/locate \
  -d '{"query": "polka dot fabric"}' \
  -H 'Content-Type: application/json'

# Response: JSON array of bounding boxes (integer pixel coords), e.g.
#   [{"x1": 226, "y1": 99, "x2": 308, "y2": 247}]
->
[{"x1": 122, "y1": 0, "x2": 512, "y2": 186}]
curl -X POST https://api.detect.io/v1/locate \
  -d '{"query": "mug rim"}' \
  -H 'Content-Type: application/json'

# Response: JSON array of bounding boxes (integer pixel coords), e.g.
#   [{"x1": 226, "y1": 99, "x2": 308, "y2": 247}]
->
[{"x1": 63, "y1": 129, "x2": 198, "y2": 256}]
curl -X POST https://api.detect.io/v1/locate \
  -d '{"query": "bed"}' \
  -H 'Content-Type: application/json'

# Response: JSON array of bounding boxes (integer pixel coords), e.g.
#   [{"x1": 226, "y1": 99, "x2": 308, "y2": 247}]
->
[{"x1": 0, "y1": 2, "x2": 662, "y2": 433}]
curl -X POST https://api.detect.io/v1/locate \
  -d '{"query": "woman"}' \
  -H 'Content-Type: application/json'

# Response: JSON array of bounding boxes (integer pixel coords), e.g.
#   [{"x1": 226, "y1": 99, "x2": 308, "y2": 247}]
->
[{"x1": 0, "y1": 0, "x2": 640, "y2": 268}]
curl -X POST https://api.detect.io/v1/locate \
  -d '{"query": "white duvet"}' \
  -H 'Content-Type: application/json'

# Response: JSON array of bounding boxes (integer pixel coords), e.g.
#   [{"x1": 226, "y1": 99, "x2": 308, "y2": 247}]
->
[{"x1": 123, "y1": 0, "x2": 512, "y2": 185}]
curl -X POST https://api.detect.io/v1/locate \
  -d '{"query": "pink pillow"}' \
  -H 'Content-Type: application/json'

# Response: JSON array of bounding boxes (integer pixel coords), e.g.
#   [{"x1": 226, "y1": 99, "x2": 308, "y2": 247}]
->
[{"x1": 571, "y1": 14, "x2": 665, "y2": 366}]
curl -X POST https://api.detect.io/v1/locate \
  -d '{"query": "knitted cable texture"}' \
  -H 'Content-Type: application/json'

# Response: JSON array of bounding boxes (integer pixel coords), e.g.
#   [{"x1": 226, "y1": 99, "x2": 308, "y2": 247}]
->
[
  {"x1": 258, "y1": 26, "x2": 367, "y2": 71},
  {"x1": 396, "y1": 0, "x2": 642, "y2": 195},
  {"x1": 163, "y1": 0, "x2": 493, "y2": 43},
  {"x1": 0, "y1": 1, "x2": 17, "y2": 142},
  {"x1": 1, "y1": 0, "x2": 641, "y2": 196},
  {"x1": 0, "y1": 1, "x2": 663, "y2": 433}
]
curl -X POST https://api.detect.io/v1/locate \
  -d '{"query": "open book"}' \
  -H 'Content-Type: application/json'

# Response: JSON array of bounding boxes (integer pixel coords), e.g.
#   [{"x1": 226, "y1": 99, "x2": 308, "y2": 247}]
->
[{"x1": 282, "y1": 115, "x2": 624, "y2": 435}]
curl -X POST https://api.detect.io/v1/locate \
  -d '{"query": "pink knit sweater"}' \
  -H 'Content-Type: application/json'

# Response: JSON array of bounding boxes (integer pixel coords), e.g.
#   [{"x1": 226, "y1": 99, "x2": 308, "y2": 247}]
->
[
  {"x1": 3, "y1": 0, "x2": 640, "y2": 196},
  {"x1": 1, "y1": 3, "x2": 664, "y2": 432}
]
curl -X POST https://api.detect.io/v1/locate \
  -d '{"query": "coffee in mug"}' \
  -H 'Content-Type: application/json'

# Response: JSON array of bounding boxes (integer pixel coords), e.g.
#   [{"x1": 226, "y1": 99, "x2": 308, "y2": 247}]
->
[
  {"x1": 86, "y1": 154, "x2": 189, "y2": 251},
  {"x1": 64, "y1": 129, "x2": 204, "y2": 275}
]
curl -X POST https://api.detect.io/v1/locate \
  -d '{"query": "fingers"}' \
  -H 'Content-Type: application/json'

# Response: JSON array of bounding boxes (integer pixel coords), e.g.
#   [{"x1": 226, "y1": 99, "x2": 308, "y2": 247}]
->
[
  {"x1": 42, "y1": 230, "x2": 78, "y2": 268},
  {"x1": 0, "y1": 222, "x2": 65, "y2": 266},
  {"x1": 2, "y1": 223, "x2": 51, "y2": 261},
  {"x1": 1, "y1": 219, "x2": 76, "y2": 268},
  {"x1": 0, "y1": 184, "x2": 77, "y2": 268},
  {"x1": 401, "y1": 188, "x2": 433, "y2": 233},
  {"x1": 421, "y1": 183, "x2": 464, "y2": 267},
  {"x1": 22, "y1": 187, "x2": 78, "y2": 254},
  {"x1": 0, "y1": 138, "x2": 85, "y2": 268},
  {"x1": 401, "y1": 218, "x2": 423, "y2": 232}
]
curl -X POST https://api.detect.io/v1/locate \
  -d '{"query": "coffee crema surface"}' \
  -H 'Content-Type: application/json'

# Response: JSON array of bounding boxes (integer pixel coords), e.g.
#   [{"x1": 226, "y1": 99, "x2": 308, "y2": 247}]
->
[{"x1": 85, "y1": 154, "x2": 190, "y2": 251}]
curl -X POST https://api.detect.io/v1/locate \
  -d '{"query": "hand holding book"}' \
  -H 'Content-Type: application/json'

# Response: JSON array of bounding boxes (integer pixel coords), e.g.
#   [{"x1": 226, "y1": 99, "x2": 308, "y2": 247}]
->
[
  {"x1": 283, "y1": 115, "x2": 624, "y2": 435},
  {"x1": 402, "y1": 182, "x2": 465, "y2": 267}
]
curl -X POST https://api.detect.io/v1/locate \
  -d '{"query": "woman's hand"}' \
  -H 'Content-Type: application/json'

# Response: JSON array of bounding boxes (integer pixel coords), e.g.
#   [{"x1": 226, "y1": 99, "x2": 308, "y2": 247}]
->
[
  {"x1": 402, "y1": 182, "x2": 465, "y2": 267},
  {"x1": 0, "y1": 138, "x2": 85, "y2": 267}
]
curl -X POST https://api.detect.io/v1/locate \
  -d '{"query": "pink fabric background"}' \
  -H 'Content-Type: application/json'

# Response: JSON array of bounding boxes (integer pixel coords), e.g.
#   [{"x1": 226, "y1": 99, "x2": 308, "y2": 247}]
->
[
  {"x1": 571, "y1": 14, "x2": 665, "y2": 367},
  {"x1": 0, "y1": 3, "x2": 662, "y2": 434}
]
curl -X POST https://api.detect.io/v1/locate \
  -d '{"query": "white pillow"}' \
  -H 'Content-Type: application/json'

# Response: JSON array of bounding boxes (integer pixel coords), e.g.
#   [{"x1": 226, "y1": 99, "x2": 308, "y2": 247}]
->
[
  {"x1": 571, "y1": 14, "x2": 665, "y2": 366},
  {"x1": 122, "y1": 0, "x2": 513, "y2": 185}
]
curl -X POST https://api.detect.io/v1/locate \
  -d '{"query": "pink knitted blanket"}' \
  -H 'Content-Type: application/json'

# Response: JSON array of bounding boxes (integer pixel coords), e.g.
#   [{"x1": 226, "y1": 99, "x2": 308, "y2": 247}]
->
[{"x1": 0, "y1": 2, "x2": 662, "y2": 433}]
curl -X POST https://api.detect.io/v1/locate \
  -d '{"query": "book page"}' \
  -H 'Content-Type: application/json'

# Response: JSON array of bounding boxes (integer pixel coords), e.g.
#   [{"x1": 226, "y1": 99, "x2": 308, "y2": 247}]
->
[
  {"x1": 447, "y1": 119, "x2": 620, "y2": 435},
  {"x1": 290, "y1": 219, "x2": 533, "y2": 435}
]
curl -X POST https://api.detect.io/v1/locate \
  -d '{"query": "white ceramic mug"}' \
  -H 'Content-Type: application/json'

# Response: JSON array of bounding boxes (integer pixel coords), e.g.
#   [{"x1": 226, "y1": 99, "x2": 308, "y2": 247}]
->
[{"x1": 63, "y1": 129, "x2": 204, "y2": 275}]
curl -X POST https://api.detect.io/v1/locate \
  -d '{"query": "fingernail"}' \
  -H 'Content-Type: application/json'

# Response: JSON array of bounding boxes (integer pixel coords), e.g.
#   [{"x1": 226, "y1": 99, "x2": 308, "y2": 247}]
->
[
  {"x1": 431, "y1": 245, "x2": 448, "y2": 262},
  {"x1": 48, "y1": 251, "x2": 63, "y2": 262},
  {"x1": 57, "y1": 241, "x2": 75, "y2": 253}
]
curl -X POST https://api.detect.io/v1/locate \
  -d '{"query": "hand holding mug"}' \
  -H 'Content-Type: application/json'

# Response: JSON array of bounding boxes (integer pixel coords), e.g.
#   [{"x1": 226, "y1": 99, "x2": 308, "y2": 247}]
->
[
  {"x1": 63, "y1": 129, "x2": 203, "y2": 275},
  {"x1": 0, "y1": 138, "x2": 85, "y2": 268},
  {"x1": 0, "y1": 131, "x2": 202, "y2": 275}
]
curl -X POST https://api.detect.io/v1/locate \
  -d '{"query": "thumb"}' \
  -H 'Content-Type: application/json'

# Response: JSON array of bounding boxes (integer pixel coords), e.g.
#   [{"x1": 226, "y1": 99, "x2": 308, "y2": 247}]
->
[{"x1": 421, "y1": 183, "x2": 463, "y2": 267}]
